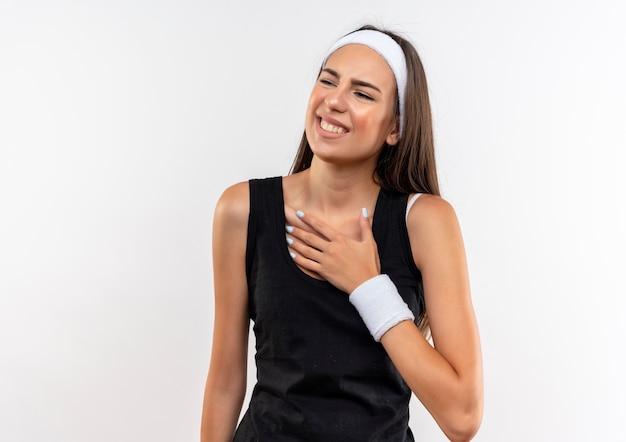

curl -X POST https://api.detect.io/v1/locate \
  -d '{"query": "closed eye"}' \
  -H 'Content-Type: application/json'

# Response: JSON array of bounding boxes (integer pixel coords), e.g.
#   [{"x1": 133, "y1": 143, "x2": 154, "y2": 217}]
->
[
  {"x1": 319, "y1": 78, "x2": 335, "y2": 86},
  {"x1": 355, "y1": 91, "x2": 374, "y2": 101}
]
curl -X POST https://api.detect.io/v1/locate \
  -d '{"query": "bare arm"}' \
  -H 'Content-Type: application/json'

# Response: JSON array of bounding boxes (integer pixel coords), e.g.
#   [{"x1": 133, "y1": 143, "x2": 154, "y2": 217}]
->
[
  {"x1": 286, "y1": 196, "x2": 483, "y2": 441},
  {"x1": 380, "y1": 195, "x2": 483, "y2": 441},
  {"x1": 201, "y1": 182, "x2": 251, "y2": 442}
]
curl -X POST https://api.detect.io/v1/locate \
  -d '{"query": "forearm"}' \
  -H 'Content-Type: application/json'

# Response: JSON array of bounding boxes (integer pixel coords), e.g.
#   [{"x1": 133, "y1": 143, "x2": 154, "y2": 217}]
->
[
  {"x1": 201, "y1": 385, "x2": 246, "y2": 442},
  {"x1": 380, "y1": 321, "x2": 483, "y2": 441},
  {"x1": 204, "y1": 182, "x2": 252, "y2": 441}
]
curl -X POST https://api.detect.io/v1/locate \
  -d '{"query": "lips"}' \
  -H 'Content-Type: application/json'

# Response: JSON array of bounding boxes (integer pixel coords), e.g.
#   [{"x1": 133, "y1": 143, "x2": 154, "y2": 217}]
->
[
  {"x1": 317, "y1": 114, "x2": 349, "y2": 134},
  {"x1": 320, "y1": 118, "x2": 348, "y2": 134}
]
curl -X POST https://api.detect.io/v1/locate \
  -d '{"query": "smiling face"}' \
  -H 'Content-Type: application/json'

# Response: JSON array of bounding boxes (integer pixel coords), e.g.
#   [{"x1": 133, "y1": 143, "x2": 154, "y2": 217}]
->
[{"x1": 304, "y1": 44, "x2": 400, "y2": 168}]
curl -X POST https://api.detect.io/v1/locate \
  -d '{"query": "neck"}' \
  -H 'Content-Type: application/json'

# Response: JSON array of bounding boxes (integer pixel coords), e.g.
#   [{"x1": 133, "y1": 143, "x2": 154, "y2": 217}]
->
[{"x1": 287, "y1": 157, "x2": 381, "y2": 220}]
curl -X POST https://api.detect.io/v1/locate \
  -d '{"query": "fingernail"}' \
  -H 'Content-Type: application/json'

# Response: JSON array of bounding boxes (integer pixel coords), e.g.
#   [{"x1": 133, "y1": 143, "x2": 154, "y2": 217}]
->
[
  {"x1": 286, "y1": 236, "x2": 293, "y2": 245},
  {"x1": 289, "y1": 251, "x2": 296, "y2": 259},
  {"x1": 362, "y1": 207, "x2": 368, "y2": 218},
  {"x1": 285, "y1": 225, "x2": 294, "y2": 233},
  {"x1": 296, "y1": 210, "x2": 304, "y2": 218}
]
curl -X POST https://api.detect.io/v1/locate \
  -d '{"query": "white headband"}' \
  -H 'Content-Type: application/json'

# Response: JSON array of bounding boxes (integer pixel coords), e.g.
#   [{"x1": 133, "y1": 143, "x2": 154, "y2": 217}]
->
[{"x1": 324, "y1": 30, "x2": 407, "y2": 136}]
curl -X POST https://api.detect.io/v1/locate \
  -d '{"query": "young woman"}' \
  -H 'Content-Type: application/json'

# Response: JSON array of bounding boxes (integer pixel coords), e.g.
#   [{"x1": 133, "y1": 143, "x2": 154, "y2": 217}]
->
[{"x1": 201, "y1": 25, "x2": 483, "y2": 442}]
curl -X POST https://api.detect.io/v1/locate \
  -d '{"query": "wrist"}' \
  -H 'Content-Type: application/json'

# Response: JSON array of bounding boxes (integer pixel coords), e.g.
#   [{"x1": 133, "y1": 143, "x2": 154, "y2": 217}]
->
[{"x1": 349, "y1": 274, "x2": 415, "y2": 341}]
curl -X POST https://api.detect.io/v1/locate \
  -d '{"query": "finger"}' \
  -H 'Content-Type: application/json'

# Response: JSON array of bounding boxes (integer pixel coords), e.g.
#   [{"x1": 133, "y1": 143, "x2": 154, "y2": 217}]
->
[
  {"x1": 359, "y1": 207, "x2": 375, "y2": 242},
  {"x1": 294, "y1": 210, "x2": 337, "y2": 241},
  {"x1": 287, "y1": 234, "x2": 325, "y2": 263},
  {"x1": 360, "y1": 208, "x2": 381, "y2": 273},
  {"x1": 289, "y1": 252, "x2": 325, "y2": 280},
  {"x1": 289, "y1": 254, "x2": 324, "y2": 281},
  {"x1": 284, "y1": 205, "x2": 315, "y2": 233},
  {"x1": 287, "y1": 226, "x2": 329, "y2": 253}
]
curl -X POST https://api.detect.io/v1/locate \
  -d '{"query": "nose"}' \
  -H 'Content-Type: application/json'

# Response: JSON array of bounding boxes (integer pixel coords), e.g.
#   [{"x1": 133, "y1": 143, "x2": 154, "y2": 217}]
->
[{"x1": 324, "y1": 85, "x2": 348, "y2": 112}]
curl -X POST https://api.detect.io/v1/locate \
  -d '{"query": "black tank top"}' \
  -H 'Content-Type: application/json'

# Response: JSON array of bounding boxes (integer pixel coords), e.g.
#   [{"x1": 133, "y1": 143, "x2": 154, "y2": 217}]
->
[{"x1": 234, "y1": 177, "x2": 424, "y2": 442}]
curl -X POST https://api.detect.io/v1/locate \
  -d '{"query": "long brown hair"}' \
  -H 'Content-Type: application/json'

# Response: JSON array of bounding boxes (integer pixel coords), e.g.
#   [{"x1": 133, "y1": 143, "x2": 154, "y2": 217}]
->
[
  {"x1": 290, "y1": 24, "x2": 440, "y2": 198},
  {"x1": 289, "y1": 25, "x2": 437, "y2": 336}
]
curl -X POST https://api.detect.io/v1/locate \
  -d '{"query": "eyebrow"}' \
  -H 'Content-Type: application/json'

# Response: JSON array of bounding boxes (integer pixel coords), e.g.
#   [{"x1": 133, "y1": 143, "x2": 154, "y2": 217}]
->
[{"x1": 322, "y1": 68, "x2": 382, "y2": 93}]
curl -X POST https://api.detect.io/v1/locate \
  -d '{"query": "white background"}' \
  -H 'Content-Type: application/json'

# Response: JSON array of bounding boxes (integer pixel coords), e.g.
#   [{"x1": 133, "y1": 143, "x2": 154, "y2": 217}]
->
[{"x1": 1, "y1": 1, "x2": 625, "y2": 441}]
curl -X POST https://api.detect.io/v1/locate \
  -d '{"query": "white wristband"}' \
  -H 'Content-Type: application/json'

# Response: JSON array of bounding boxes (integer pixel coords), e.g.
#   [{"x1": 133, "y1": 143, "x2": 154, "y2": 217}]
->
[{"x1": 349, "y1": 274, "x2": 415, "y2": 342}]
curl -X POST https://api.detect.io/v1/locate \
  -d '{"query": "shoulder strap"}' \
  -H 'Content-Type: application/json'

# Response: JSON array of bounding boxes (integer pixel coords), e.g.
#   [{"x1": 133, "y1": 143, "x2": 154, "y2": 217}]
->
[
  {"x1": 405, "y1": 193, "x2": 422, "y2": 222},
  {"x1": 245, "y1": 180, "x2": 259, "y2": 281},
  {"x1": 245, "y1": 177, "x2": 282, "y2": 280}
]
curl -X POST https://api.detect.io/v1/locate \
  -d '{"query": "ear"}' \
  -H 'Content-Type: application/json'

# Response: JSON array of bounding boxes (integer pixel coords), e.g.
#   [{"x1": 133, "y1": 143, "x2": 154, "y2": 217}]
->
[{"x1": 386, "y1": 117, "x2": 400, "y2": 146}]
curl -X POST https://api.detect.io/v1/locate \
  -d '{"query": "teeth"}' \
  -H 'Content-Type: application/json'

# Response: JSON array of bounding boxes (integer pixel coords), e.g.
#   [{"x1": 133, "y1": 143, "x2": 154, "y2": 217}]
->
[{"x1": 320, "y1": 119, "x2": 347, "y2": 134}]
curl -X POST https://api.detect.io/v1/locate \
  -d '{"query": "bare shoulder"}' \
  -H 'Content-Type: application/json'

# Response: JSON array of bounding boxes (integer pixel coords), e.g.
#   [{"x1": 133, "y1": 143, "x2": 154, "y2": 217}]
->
[
  {"x1": 214, "y1": 181, "x2": 250, "y2": 230},
  {"x1": 212, "y1": 181, "x2": 250, "y2": 289},
  {"x1": 408, "y1": 194, "x2": 459, "y2": 230},
  {"x1": 406, "y1": 194, "x2": 465, "y2": 269}
]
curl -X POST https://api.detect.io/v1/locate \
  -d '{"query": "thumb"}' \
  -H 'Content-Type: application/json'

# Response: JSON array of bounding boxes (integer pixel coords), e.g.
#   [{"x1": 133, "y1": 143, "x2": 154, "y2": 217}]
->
[{"x1": 359, "y1": 207, "x2": 374, "y2": 241}]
